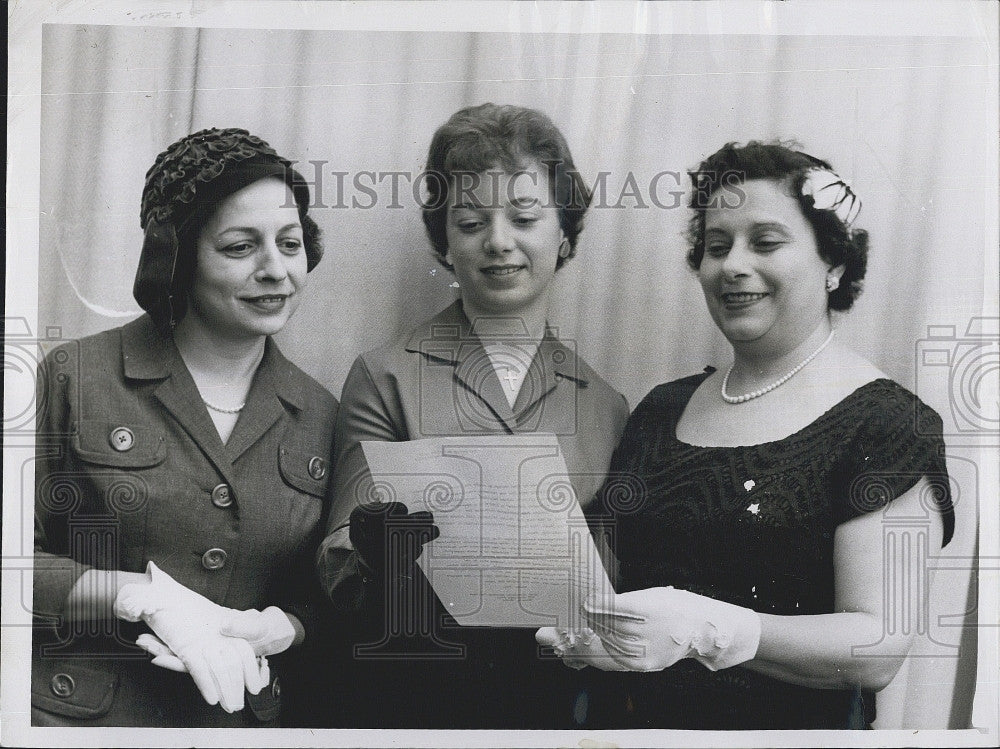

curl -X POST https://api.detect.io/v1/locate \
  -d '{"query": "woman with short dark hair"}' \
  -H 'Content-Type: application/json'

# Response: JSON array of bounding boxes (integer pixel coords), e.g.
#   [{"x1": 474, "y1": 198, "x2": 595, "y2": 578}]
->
[
  {"x1": 539, "y1": 141, "x2": 955, "y2": 730},
  {"x1": 318, "y1": 103, "x2": 628, "y2": 728}
]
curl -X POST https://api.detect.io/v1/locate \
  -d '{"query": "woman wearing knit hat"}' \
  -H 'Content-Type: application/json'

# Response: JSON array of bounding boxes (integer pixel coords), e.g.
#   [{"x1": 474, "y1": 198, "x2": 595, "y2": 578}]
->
[{"x1": 31, "y1": 128, "x2": 337, "y2": 727}]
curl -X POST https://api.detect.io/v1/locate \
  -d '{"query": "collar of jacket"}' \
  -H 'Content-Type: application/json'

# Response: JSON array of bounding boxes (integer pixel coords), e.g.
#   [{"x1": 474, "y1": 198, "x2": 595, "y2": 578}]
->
[
  {"x1": 401, "y1": 299, "x2": 589, "y2": 430},
  {"x1": 402, "y1": 299, "x2": 589, "y2": 387},
  {"x1": 119, "y1": 313, "x2": 307, "y2": 411}
]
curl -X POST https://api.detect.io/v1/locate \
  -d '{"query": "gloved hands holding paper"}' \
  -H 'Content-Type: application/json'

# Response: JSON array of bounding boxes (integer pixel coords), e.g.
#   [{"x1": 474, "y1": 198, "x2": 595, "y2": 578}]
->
[{"x1": 360, "y1": 435, "x2": 614, "y2": 628}]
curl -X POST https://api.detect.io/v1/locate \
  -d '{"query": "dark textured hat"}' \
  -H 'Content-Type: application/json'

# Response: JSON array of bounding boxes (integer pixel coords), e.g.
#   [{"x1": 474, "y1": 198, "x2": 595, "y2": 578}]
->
[{"x1": 134, "y1": 127, "x2": 322, "y2": 328}]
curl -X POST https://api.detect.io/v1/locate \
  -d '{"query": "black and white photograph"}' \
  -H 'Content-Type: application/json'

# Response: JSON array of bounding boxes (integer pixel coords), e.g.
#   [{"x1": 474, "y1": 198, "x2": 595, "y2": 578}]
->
[{"x1": 3, "y1": 1, "x2": 998, "y2": 746}]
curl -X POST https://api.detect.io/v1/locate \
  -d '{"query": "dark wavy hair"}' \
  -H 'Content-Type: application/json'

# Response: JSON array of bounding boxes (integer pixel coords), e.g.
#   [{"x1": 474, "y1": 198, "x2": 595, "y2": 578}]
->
[
  {"x1": 421, "y1": 103, "x2": 592, "y2": 270},
  {"x1": 685, "y1": 141, "x2": 868, "y2": 311}
]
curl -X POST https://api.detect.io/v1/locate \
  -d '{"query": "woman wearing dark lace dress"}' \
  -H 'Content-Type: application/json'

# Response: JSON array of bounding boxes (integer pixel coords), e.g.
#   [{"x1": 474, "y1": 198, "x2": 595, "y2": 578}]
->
[{"x1": 537, "y1": 141, "x2": 955, "y2": 729}]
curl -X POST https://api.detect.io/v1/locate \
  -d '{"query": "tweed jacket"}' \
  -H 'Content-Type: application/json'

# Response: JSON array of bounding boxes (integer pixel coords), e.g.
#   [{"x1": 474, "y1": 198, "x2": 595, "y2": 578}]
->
[{"x1": 32, "y1": 314, "x2": 337, "y2": 726}]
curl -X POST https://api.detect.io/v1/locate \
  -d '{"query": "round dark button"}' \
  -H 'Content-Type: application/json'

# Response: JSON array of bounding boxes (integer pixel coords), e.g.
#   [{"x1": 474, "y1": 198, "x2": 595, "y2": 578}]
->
[
  {"x1": 210, "y1": 483, "x2": 233, "y2": 508},
  {"x1": 201, "y1": 548, "x2": 227, "y2": 570},
  {"x1": 50, "y1": 673, "x2": 75, "y2": 698},
  {"x1": 109, "y1": 427, "x2": 135, "y2": 452},
  {"x1": 307, "y1": 456, "x2": 327, "y2": 481},
  {"x1": 271, "y1": 676, "x2": 282, "y2": 699}
]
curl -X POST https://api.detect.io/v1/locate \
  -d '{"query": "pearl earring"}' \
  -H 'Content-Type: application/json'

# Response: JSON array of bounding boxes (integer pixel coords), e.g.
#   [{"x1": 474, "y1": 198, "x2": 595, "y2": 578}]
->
[{"x1": 826, "y1": 274, "x2": 840, "y2": 293}]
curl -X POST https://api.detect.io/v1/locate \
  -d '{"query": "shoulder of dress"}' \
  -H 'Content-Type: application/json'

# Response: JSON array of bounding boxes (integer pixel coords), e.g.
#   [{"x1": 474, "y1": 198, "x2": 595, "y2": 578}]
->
[
  {"x1": 645, "y1": 371, "x2": 713, "y2": 401},
  {"x1": 847, "y1": 378, "x2": 945, "y2": 434},
  {"x1": 624, "y1": 372, "x2": 712, "y2": 421}
]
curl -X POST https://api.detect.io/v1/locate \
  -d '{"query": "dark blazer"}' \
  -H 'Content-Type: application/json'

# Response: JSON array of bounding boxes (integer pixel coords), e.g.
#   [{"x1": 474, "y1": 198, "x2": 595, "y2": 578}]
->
[
  {"x1": 316, "y1": 300, "x2": 628, "y2": 727},
  {"x1": 32, "y1": 314, "x2": 337, "y2": 727}
]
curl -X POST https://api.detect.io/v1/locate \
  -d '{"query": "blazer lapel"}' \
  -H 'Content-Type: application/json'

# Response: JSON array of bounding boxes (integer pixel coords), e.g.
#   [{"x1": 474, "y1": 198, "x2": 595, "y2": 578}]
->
[
  {"x1": 121, "y1": 317, "x2": 241, "y2": 489},
  {"x1": 453, "y1": 344, "x2": 518, "y2": 431},
  {"x1": 405, "y1": 300, "x2": 518, "y2": 432},
  {"x1": 223, "y1": 338, "x2": 301, "y2": 462},
  {"x1": 151, "y1": 373, "x2": 237, "y2": 484},
  {"x1": 511, "y1": 331, "x2": 589, "y2": 425}
]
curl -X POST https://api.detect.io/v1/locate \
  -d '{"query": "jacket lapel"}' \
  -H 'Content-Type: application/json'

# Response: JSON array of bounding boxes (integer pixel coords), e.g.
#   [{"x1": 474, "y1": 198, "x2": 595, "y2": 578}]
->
[
  {"x1": 405, "y1": 300, "x2": 518, "y2": 432},
  {"x1": 511, "y1": 332, "x2": 590, "y2": 422},
  {"x1": 120, "y1": 316, "x2": 302, "y2": 484},
  {"x1": 121, "y1": 316, "x2": 240, "y2": 489},
  {"x1": 224, "y1": 339, "x2": 303, "y2": 462}
]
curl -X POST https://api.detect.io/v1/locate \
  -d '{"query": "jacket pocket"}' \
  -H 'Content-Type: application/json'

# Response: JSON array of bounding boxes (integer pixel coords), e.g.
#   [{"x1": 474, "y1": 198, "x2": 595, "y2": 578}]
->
[
  {"x1": 72, "y1": 421, "x2": 167, "y2": 469},
  {"x1": 278, "y1": 444, "x2": 330, "y2": 499},
  {"x1": 31, "y1": 658, "x2": 119, "y2": 719}
]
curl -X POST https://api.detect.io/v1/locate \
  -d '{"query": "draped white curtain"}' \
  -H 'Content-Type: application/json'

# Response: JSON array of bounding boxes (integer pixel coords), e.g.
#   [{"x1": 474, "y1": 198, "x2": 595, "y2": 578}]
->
[{"x1": 37, "y1": 23, "x2": 991, "y2": 728}]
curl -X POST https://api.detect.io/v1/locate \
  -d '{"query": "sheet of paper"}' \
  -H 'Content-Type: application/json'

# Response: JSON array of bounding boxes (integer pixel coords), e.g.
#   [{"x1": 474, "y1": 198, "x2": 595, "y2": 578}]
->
[{"x1": 361, "y1": 434, "x2": 613, "y2": 627}]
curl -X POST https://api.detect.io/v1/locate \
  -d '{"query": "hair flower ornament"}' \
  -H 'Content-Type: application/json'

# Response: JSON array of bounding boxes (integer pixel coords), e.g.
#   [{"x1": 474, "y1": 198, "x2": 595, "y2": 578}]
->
[{"x1": 801, "y1": 168, "x2": 861, "y2": 227}]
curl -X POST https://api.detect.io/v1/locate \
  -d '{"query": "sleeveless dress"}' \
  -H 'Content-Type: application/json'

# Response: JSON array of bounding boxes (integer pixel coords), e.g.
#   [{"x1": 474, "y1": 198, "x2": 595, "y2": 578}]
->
[{"x1": 582, "y1": 372, "x2": 955, "y2": 729}]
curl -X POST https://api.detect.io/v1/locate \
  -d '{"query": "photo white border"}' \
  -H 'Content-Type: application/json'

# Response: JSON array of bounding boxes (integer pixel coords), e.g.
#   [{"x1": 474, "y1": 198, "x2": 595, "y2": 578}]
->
[{"x1": 5, "y1": 1, "x2": 998, "y2": 747}]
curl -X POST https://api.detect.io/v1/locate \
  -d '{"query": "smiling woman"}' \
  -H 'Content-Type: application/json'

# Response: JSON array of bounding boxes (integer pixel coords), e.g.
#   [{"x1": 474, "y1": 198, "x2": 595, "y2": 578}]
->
[
  {"x1": 316, "y1": 103, "x2": 629, "y2": 728},
  {"x1": 187, "y1": 178, "x2": 307, "y2": 342},
  {"x1": 443, "y1": 166, "x2": 565, "y2": 325},
  {"x1": 172, "y1": 176, "x2": 311, "y2": 442},
  {"x1": 32, "y1": 128, "x2": 338, "y2": 727},
  {"x1": 537, "y1": 142, "x2": 955, "y2": 730}
]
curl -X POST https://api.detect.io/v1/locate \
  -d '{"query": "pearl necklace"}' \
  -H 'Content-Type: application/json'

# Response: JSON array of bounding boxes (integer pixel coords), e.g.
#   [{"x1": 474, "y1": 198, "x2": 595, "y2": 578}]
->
[
  {"x1": 721, "y1": 330, "x2": 835, "y2": 404},
  {"x1": 203, "y1": 398, "x2": 246, "y2": 414}
]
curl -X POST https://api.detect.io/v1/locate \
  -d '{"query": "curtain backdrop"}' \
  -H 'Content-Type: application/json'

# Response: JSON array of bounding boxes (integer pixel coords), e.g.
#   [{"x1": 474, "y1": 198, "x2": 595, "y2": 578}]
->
[{"x1": 38, "y1": 24, "x2": 991, "y2": 729}]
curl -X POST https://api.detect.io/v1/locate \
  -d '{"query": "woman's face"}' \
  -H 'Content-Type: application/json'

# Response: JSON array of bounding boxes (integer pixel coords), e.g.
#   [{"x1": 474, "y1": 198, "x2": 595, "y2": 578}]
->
[
  {"x1": 444, "y1": 162, "x2": 565, "y2": 318},
  {"x1": 698, "y1": 179, "x2": 832, "y2": 351},
  {"x1": 187, "y1": 178, "x2": 307, "y2": 341}
]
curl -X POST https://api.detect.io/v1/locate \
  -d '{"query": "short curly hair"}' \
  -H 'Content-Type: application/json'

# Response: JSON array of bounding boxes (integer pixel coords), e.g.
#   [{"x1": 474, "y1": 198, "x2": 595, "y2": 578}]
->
[
  {"x1": 421, "y1": 103, "x2": 591, "y2": 270},
  {"x1": 685, "y1": 141, "x2": 868, "y2": 311}
]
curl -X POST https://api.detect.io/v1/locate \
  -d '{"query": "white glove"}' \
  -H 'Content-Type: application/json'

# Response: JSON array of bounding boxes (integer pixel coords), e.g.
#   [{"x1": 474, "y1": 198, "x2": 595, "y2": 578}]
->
[
  {"x1": 535, "y1": 626, "x2": 630, "y2": 671},
  {"x1": 135, "y1": 633, "x2": 271, "y2": 690},
  {"x1": 219, "y1": 606, "x2": 296, "y2": 657},
  {"x1": 583, "y1": 587, "x2": 761, "y2": 672},
  {"x1": 114, "y1": 562, "x2": 268, "y2": 711}
]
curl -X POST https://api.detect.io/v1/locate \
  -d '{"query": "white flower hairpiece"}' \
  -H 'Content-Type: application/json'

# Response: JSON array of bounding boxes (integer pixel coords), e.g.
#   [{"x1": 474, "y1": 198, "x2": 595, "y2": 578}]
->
[{"x1": 801, "y1": 168, "x2": 861, "y2": 227}]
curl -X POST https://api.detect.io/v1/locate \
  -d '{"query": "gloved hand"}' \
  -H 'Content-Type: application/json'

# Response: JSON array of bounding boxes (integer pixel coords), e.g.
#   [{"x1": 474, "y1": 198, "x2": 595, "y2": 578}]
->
[
  {"x1": 114, "y1": 561, "x2": 268, "y2": 711},
  {"x1": 135, "y1": 634, "x2": 272, "y2": 690},
  {"x1": 535, "y1": 626, "x2": 631, "y2": 671},
  {"x1": 219, "y1": 606, "x2": 297, "y2": 657},
  {"x1": 582, "y1": 587, "x2": 761, "y2": 672},
  {"x1": 349, "y1": 501, "x2": 440, "y2": 581}
]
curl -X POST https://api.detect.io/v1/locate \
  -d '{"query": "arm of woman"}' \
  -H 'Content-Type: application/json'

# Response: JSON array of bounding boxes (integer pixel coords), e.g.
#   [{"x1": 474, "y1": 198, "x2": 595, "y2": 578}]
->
[
  {"x1": 746, "y1": 477, "x2": 943, "y2": 691},
  {"x1": 316, "y1": 354, "x2": 405, "y2": 607},
  {"x1": 583, "y1": 478, "x2": 942, "y2": 692}
]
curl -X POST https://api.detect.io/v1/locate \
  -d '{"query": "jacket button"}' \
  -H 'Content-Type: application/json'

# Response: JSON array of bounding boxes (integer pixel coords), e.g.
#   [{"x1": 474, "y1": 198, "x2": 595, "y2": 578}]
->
[
  {"x1": 109, "y1": 427, "x2": 135, "y2": 452},
  {"x1": 50, "y1": 673, "x2": 75, "y2": 698},
  {"x1": 201, "y1": 548, "x2": 227, "y2": 570},
  {"x1": 307, "y1": 456, "x2": 327, "y2": 480},
  {"x1": 210, "y1": 484, "x2": 233, "y2": 508}
]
